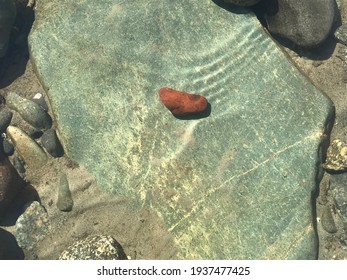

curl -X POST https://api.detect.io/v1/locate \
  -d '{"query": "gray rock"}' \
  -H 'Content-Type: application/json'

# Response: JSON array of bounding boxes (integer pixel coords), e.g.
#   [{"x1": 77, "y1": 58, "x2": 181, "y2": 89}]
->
[
  {"x1": 0, "y1": 0, "x2": 16, "y2": 58},
  {"x1": 6, "y1": 91, "x2": 52, "y2": 130},
  {"x1": 32, "y1": 93, "x2": 49, "y2": 112},
  {"x1": 28, "y1": 129, "x2": 43, "y2": 139},
  {"x1": 320, "y1": 205, "x2": 337, "y2": 233},
  {"x1": 15, "y1": 201, "x2": 50, "y2": 250},
  {"x1": 29, "y1": 0, "x2": 334, "y2": 259},
  {"x1": 2, "y1": 137, "x2": 14, "y2": 155},
  {"x1": 59, "y1": 235, "x2": 127, "y2": 260},
  {"x1": 335, "y1": 23, "x2": 347, "y2": 46},
  {"x1": 6, "y1": 125, "x2": 48, "y2": 170},
  {"x1": 223, "y1": 0, "x2": 260, "y2": 7},
  {"x1": 56, "y1": 173, "x2": 73, "y2": 212},
  {"x1": 41, "y1": 128, "x2": 64, "y2": 157},
  {"x1": 0, "y1": 107, "x2": 12, "y2": 133},
  {"x1": 264, "y1": 0, "x2": 336, "y2": 47},
  {"x1": 13, "y1": 153, "x2": 25, "y2": 174},
  {"x1": 331, "y1": 173, "x2": 347, "y2": 223},
  {"x1": 0, "y1": 158, "x2": 24, "y2": 218}
]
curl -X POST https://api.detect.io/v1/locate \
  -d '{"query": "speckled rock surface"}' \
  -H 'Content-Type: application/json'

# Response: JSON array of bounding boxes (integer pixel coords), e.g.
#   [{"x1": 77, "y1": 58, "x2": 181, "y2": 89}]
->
[
  {"x1": 29, "y1": 0, "x2": 334, "y2": 259},
  {"x1": 59, "y1": 235, "x2": 127, "y2": 260},
  {"x1": 15, "y1": 201, "x2": 50, "y2": 250},
  {"x1": 323, "y1": 139, "x2": 347, "y2": 172}
]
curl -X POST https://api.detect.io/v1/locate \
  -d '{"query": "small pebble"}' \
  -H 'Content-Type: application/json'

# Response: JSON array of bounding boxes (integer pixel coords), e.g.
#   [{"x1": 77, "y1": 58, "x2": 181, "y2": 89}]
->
[
  {"x1": 56, "y1": 173, "x2": 73, "y2": 212},
  {"x1": 59, "y1": 235, "x2": 127, "y2": 260},
  {"x1": 6, "y1": 125, "x2": 48, "y2": 170},
  {"x1": 6, "y1": 91, "x2": 52, "y2": 130},
  {"x1": 28, "y1": 129, "x2": 43, "y2": 140},
  {"x1": 335, "y1": 23, "x2": 347, "y2": 46},
  {"x1": 323, "y1": 139, "x2": 347, "y2": 172},
  {"x1": 331, "y1": 173, "x2": 347, "y2": 222},
  {"x1": 13, "y1": 153, "x2": 26, "y2": 174},
  {"x1": 0, "y1": 108, "x2": 12, "y2": 133},
  {"x1": 31, "y1": 93, "x2": 49, "y2": 112},
  {"x1": 2, "y1": 137, "x2": 14, "y2": 156},
  {"x1": 321, "y1": 205, "x2": 337, "y2": 234},
  {"x1": 41, "y1": 128, "x2": 64, "y2": 157}
]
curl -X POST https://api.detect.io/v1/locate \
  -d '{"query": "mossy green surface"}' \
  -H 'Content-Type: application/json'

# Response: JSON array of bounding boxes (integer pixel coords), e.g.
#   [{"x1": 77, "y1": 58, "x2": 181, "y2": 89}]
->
[{"x1": 29, "y1": 0, "x2": 334, "y2": 259}]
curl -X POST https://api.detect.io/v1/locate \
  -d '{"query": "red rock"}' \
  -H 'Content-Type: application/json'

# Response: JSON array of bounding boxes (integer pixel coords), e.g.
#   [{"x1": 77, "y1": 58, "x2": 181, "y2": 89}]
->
[{"x1": 159, "y1": 88, "x2": 208, "y2": 116}]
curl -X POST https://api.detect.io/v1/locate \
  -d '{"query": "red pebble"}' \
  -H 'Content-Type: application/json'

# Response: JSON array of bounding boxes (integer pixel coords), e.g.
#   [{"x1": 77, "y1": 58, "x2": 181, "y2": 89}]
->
[{"x1": 159, "y1": 88, "x2": 208, "y2": 116}]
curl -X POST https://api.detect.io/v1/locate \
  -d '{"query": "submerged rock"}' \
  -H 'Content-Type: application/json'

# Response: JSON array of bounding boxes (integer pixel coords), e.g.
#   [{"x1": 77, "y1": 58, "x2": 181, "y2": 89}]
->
[
  {"x1": 323, "y1": 139, "x2": 347, "y2": 173},
  {"x1": 59, "y1": 235, "x2": 128, "y2": 260},
  {"x1": 264, "y1": 0, "x2": 336, "y2": 47},
  {"x1": 15, "y1": 201, "x2": 50, "y2": 250},
  {"x1": 6, "y1": 125, "x2": 48, "y2": 170},
  {"x1": 0, "y1": 228, "x2": 24, "y2": 260},
  {"x1": 320, "y1": 205, "x2": 337, "y2": 234},
  {"x1": 6, "y1": 91, "x2": 52, "y2": 130},
  {"x1": 41, "y1": 128, "x2": 64, "y2": 157},
  {"x1": 0, "y1": 108, "x2": 12, "y2": 133},
  {"x1": 0, "y1": 0, "x2": 16, "y2": 58},
  {"x1": 56, "y1": 173, "x2": 73, "y2": 212},
  {"x1": 0, "y1": 157, "x2": 24, "y2": 218},
  {"x1": 335, "y1": 23, "x2": 347, "y2": 46},
  {"x1": 30, "y1": 0, "x2": 334, "y2": 259}
]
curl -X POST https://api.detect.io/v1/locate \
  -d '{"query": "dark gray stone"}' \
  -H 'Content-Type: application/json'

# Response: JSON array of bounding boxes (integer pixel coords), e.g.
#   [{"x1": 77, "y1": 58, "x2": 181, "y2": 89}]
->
[
  {"x1": 331, "y1": 173, "x2": 347, "y2": 223},
  {"x1": 59, "y1": 235, "x2": 127, "y2": 260},
  {"x1": 0, "y1": 0, "x2": 16, "y2": 58},
  {"x1": 41, "y1": 128, "x2": 64, "y2": 157},
  {"x1": 321, "y1": 205, "x2": 337, "y2": 233},
  {"x1": 0, "y1": 107, "x2": 12, "y2": 133},
  {"x1": 0, "y1": 158, "x2": 24, "y2": 219},
  {"x1": 32, "y1": 93, "x2": 49, "y2": 112},
  {"x1": 264, "y1": 0, "x2": 336, "y2": 47},
  {"x1": 29, "y1": 0, "x2": 334, "y2": 259},
  {"x1": 335, "y1": 23, "x2": 347, "y2": 46},
  {"x1": 6, "y1": 91, "x2": 52, "y2": 130},
  {"x1": 0, "y1": 228, "x2": 24, "y2": 260},
  {"x1": 28, "y1": 129, "x2": 43, "y2": 139},
  {"x1": 56, "y1": 173, "x2": 73, "y2": 212},
  {"x1": 15, "y1": 201, "x2": 50, "y2": 250},
  {"x1": 2, "y1": 137, "x2": 14, "y2": 155},
  {"x1": 13, "y1": 153, "x2": 25, "y2": 174}
]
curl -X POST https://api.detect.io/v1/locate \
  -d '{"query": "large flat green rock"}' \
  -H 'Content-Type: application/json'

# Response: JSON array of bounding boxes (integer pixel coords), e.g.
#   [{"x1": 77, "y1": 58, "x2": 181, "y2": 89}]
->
[{"x1": 29, "y1": 0, "x2": 334, "y2": 259}]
